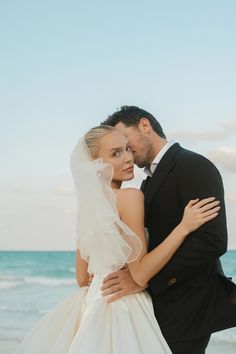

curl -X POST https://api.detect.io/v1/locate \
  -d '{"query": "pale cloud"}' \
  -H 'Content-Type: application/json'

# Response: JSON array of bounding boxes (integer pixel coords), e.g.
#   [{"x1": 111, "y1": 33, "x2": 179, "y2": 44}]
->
[
  {"x1": 222, "y1": 120, "x2": 236, "y2": 132},
  {"x1": 8, "y1": 184, "x2": 75, "y2": 200},
  {"x1": 0, "y1": 206, "x2": 75, "y2": 251},
  {"x1": 226, "y1": 194, "x2": 236, "y2": 203},
  {"x1": 64, "y1": 207, "x2": 74, "y2": 214},
  {"x1": 207, "y1": 147, "x2": 236, "y2": 172},
  {"x1": 50, "y1": 185, "x2": 74, "y2": 197},
  {"x1": 10, "y1": 186, "x2": 40, "y2": 194},
  {"x1": 170, "y1": 120, "x2": 236, "y2": 143}
]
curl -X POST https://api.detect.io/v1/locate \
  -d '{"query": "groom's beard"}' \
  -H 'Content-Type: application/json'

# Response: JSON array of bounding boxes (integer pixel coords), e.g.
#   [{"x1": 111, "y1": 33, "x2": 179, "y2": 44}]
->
[
  {"x1": 136, "y1": 161, "x2": 149, "y2": 169},
  {"x1": 133, "y1": 145, "x2": 153, "y2": 168}
]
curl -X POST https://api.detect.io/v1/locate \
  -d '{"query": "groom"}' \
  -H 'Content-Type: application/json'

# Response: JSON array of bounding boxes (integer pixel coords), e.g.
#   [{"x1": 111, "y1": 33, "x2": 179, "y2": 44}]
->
[{"x1": 101, "y1": 106, "x2": 236, "y2": 354}]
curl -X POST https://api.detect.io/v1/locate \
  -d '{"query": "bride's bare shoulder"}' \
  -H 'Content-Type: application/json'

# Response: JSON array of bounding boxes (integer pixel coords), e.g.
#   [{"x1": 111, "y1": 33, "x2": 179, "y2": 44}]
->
[
  {"x1": 116, "y1": 187, "x2": 144, "y2": 197},
  {"x1": 115, "y1": 188, "x2": 144, "y2": 207}
]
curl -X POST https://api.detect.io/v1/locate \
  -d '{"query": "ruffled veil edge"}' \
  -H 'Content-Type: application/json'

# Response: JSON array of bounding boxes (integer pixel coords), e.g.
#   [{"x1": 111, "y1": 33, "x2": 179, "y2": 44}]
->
[{"x1": 70, "y1": 137, "x2": 142, "y2": 274}]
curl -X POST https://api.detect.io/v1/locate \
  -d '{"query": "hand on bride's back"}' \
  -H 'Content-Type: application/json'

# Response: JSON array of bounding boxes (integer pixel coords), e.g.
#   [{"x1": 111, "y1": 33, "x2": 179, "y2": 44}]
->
[
  {"x1": 180, "y1": 197, "x2": 220, "y2": 234},
  {"x1": 101, "y1": 267, "x2": 147, "y2": 303}
]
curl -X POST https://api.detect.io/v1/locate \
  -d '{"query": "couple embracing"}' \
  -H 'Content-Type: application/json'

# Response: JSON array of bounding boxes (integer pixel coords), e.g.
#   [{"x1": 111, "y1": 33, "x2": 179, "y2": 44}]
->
[{"x1": 15, "y1": 106, "x2": 236, "y2": 354}]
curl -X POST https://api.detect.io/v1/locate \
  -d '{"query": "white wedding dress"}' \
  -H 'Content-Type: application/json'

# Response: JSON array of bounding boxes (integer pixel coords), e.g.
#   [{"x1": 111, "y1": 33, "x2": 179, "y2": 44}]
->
[
  {"x1": 15, "y1": 136, "x2": 172, "y2": 354},
  {"x1": 15, "y1": 274, "x2": 171, "y2": 354}
]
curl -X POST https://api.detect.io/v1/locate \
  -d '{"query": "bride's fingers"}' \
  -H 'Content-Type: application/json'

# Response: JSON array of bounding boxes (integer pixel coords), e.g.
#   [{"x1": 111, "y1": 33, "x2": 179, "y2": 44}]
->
[
  {"x1": 88, "y1": 274, "x2": 94, "y2": 285},
  {"x1": 201, "y1": 212, "x2": 219, "y2": 223},
  {"x1": 200, "y1": 200, "x2": 220, "y2": 212},
  {"x1": 193, "y1": 197, "x2": 216, "y2": 208},
  {"x1": 187, "y1": 199, "x2": 199, "y2": 207},
  {"x1": 202, "y1": 206, "x2": 221, "y2": 217}
]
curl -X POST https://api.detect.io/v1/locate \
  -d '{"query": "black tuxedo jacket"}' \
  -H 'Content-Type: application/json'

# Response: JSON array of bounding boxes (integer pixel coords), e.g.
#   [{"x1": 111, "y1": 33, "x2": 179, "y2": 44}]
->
[{"x1": 141, "y1": 143, "x2": 236, "y2": 343}]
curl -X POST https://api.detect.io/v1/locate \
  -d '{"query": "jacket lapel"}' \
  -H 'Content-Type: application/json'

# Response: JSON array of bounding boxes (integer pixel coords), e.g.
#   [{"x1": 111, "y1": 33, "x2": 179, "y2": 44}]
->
[
  {"x1": 144, "y1": 143, "x2": 182, "y2": 216},
  {"x1": 140, "y1": 176, "x2": 151, "y2": 193}
]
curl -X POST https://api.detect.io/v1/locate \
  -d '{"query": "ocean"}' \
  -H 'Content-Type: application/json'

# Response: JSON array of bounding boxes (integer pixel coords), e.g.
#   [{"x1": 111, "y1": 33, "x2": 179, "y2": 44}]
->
[{"x1": 0, "y1": 250, "x2": 235, "y2": 354}]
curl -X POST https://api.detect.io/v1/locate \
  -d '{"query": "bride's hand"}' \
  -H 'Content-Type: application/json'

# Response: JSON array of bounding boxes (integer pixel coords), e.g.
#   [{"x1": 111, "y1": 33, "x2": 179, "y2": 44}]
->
[{"x1": 180, "y1": 197, "x2": 220, "y2": 235}]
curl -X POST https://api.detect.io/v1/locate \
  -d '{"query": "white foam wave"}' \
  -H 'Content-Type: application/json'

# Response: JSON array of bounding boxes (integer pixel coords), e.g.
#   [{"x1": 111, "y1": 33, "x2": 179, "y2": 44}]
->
[
  {"x1": 0, "y1": 274, "x2": 75, "y2": 290},
  {"x1": 0, "y1": 280, "x2": 22, "y2": 290},
  {"x1": 0, "y1": 305, "x2": 48, "y2": 315},
  {"x1": 24, "y1": 276, "x2": 75, "y2": 286}
]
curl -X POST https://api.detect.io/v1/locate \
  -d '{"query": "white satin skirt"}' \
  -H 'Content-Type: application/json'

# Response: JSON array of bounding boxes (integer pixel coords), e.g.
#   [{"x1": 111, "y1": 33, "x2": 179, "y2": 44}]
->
[{"x1": 15, "y1": 274, "x2": 171, "y2": 354}]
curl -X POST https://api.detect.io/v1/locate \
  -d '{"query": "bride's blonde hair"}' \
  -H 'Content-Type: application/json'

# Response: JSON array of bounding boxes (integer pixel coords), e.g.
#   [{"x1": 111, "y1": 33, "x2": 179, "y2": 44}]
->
[{"x1": 84, "y1": 125, "x2": 116, "y2": 159}]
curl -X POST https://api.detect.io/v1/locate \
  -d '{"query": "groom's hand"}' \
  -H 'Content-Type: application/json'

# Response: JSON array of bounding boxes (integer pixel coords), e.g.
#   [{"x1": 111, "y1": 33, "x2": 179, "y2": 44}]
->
[{"x1": 101, "y1": 267, "x2": 147, "y2": 303}]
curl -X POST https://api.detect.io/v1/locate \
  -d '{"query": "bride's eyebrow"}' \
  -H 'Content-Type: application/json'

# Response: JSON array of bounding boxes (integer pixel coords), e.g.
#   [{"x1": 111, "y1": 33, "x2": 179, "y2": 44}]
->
[{"x1": 110, "y1": 146, "x2": 123, "y2": 151}]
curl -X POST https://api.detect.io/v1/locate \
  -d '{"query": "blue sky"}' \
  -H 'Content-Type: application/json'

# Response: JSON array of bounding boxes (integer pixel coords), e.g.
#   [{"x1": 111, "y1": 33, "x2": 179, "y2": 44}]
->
[{"x1": 0, "y1": 0, "x2": 236, "y2": 249}]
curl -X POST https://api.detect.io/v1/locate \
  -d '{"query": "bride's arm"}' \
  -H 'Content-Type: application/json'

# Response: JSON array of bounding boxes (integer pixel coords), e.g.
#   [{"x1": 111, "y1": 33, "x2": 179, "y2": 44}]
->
[
  {"x1": 116, "y1": 188, "x2": 220, "y2": 287},
  {"x1": 75, "y1": 249, "x2": 90, "y2": 287}
]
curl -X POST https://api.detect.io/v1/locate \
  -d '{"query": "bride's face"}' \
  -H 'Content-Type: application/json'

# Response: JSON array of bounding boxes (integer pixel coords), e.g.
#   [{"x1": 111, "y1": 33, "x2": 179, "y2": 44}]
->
[{"x1": 98, "y1": 130, "x2": 134, "y2": 187}]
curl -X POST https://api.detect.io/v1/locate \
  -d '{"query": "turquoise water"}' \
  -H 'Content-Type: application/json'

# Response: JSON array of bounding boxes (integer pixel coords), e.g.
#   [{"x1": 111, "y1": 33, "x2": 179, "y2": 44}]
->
[
  {"x1": 0, "y1": 251, "x2": 235, "y2": 347},
  {"x1": 0, "y1": 251, "x2": 77, "y2": 342}
]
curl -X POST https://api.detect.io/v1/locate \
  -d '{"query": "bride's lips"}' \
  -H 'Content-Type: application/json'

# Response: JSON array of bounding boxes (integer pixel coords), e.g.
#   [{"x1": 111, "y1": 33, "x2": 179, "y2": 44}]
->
[{"x1": 123, "y1": 166, "x2": 134, "y2": 173}]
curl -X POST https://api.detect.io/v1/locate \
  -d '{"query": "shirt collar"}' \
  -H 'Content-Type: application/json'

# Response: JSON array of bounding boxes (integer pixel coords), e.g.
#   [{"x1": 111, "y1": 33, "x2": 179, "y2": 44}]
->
[{"x1": 144, "y1": 140, "x2": 176, "y2": 177}]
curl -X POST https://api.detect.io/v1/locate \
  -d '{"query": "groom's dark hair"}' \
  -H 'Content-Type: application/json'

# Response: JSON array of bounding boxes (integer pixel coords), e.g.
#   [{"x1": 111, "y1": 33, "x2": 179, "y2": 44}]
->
[{"x1": 101, "y1": 105, "x2": 166, "y2": 139}]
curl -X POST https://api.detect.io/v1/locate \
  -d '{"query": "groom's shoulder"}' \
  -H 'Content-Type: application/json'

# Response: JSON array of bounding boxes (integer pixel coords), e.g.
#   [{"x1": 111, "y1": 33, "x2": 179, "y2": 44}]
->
[
  {"x1": 177, "y1": 145, "x2": 220, "y2": 173},
  {"x1": 178, "y1": 145, "x2": 204, "y2": 160},
  {"x1": 178, "y1": 146, "x2": 209, "y2": 164}
]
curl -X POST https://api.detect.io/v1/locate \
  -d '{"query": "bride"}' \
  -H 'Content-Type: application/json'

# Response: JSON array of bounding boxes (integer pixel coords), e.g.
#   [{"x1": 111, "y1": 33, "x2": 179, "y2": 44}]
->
[{"x1": 15, "y1": 125, "x2": 220, "y2": 354}]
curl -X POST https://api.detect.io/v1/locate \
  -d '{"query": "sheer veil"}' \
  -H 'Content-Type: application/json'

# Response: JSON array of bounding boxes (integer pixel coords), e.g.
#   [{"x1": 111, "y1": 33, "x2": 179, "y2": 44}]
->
[{"x1": 70, "y1": 137, "x2": 142, "y2": 274}]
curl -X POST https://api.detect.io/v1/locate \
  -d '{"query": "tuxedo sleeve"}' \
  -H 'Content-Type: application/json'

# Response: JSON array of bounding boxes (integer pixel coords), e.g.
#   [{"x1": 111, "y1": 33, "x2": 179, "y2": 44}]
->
[{"x1": 150, "y1": 154, "x2": 228, "y2": 294}]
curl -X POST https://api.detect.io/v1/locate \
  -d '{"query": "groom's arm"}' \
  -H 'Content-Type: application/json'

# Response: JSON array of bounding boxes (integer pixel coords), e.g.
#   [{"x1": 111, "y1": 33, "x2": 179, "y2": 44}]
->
[{"x1": 150, "y1": 154, "x2": 227, "y2": 295}]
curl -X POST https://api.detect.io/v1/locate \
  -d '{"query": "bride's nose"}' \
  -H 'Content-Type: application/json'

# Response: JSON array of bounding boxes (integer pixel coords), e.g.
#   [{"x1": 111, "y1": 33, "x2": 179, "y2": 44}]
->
[{"x1": 124, "y1": 150, "x2": 134, "y2": 163}]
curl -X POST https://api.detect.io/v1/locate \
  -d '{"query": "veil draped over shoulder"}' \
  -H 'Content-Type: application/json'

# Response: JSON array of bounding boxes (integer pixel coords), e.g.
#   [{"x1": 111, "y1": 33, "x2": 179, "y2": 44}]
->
[{"x1": 70, "y1": 137, "x2": 142, "y2": 274}]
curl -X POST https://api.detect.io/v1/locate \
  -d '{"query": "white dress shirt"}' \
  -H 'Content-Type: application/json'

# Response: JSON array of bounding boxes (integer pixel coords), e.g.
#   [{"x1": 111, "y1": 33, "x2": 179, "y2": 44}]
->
[{"x1": 144, "y1": 140, "x2": 176, "y2": 177}]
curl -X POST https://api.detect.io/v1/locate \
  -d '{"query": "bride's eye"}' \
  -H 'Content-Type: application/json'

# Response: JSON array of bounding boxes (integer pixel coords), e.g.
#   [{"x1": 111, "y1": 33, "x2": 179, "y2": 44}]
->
[
  {"x1": 112, "y1": 151, "x2": 120, "y2": 157},
  {"x1": 126, "y1": 145, "x2": 131, "y2": 152}
]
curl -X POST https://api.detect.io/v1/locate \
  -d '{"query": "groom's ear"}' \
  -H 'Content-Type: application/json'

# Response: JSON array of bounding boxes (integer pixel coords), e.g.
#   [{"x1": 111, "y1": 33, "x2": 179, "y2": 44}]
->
[{"x1": 138, "y1": 118, "x2": 152, "y2": 135}]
